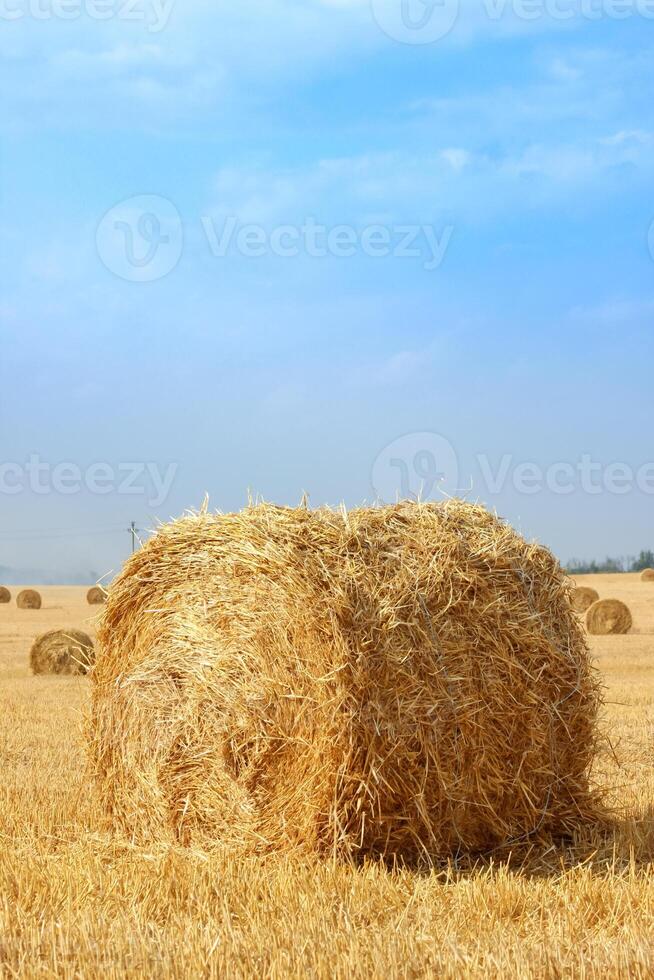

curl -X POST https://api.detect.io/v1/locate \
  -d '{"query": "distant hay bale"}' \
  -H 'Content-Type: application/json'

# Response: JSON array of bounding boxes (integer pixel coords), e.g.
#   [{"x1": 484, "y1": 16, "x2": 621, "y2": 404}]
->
[
  {"x1": 16, "y1": 589, "x2": 42, "y2": 610},
  {"x1": 87, "y1": 586, "x2": 106, "y2": 605},
  {"x1": 641, "y1": 569, "x2": 654, "y2": 582},
  {"x1": 586, "y1": 599, "x2": 632, "y2": 636},
  {"x1": 30, "y1": 629, "x2": 95, "y2": 676},
  {"x1": 572, "y1": 585, "x2": 599, "y2": 614},
  {"x1": 88, "y1": 501, "x2": 601, "y2": 861},
  {"x1": 0, "y1": 587, "x2": 10, "y2": 604}
]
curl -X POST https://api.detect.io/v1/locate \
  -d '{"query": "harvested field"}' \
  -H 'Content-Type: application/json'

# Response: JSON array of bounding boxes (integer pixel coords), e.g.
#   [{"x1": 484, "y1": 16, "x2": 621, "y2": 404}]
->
[{"x1": 0, "y1": 576, "x2": 652, "y2": 976}]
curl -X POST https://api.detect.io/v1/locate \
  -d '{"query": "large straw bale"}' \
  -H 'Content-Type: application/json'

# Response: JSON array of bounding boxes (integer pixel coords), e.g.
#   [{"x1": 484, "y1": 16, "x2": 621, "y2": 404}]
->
[
  {"x1": 0, "y1": 587, "x2": 10, "y2": 604},
  {"x1": 571, "y1": 586, "x2": 599, "y2": 614},
  {"x1": 17, "y1": 589, "x2": 41, "y2": 610},
  {"x1": 88, "y1": 501, "x2": 601, "y2": 860},
  {"x1": 30, "y1": 629, "x2": 95, "y2": 675},
  {"x1": 586, "y1": 599, "x2": 632, "y2": 636},
  {"x1": 641, "y1": 568, "x2": 654, "y2": 582}
]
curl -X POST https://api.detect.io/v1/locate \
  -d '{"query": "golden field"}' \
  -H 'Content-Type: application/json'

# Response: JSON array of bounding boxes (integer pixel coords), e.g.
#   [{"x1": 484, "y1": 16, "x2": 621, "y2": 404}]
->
[{"x1": 0, "y1": 575, "x2": 653, "y2": 978}]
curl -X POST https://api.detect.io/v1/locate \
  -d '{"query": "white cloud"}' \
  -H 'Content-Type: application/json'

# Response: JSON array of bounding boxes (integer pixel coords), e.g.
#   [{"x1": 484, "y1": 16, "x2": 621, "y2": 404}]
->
[
  {"x1": 52, "y1": 43, "x2": 167, "y2": 75},
  {"x1": 501, "y1": 143, "x2": 595, "y2": 181},
  {"x1": 204, "y1": 122, "x2": 654, "y2": 233},
  {"x1": 548, "y1": 57, "x2": 582, "y2": 82},
  {"x1": 440, "y1": 148, "x2": 471, "y2": 172},
  {"x1": 599, "y1": 130, "x2": 654, "y2": 146},
  {"x1": 567, "y1": 298, "x2": 654, "y2": 328},
  {"x1": 209, "y1": 168, "x2": 309, "y2": 225},
  {"x1": 0, "y1": 0, "x2": 377, "y2": 132},
  {"x1": 368, "y1": 349, "x2": 431, "y2": 385}
]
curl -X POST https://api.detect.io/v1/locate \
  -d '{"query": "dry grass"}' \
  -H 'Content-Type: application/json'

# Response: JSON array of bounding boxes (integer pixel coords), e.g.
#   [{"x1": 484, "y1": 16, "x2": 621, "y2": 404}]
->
[
  {"x1": 0, "y1": 577, "x2": 653, "y2": 977},
  {"x1": 89, "y1": 502, "x2": 600, "y2": 860}
]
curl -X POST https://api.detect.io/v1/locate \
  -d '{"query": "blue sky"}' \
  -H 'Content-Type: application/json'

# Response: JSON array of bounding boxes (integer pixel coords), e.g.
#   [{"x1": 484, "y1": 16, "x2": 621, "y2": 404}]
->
[{"x1": 1, "y1": 0, "x2": 653, "y2": 580}]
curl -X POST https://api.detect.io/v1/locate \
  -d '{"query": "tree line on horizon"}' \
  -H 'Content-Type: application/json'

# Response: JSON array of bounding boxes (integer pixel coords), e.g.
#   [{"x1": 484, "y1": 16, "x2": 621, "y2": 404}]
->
[{"x1": 566, "y1": 550, "x2": 654, "y2": 575}]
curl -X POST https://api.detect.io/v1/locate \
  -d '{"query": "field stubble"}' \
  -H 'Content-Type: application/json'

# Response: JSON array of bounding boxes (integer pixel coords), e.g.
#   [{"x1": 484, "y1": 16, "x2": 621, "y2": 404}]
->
[{"x1": 0, "y1": 577, "x2": 652, "y2": 978}]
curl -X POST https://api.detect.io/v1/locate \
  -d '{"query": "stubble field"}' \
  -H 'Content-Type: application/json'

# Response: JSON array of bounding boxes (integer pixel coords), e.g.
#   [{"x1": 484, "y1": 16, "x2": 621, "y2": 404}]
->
[{"x1": 0, "y1": 575, "x2": 652, "y2": 978}]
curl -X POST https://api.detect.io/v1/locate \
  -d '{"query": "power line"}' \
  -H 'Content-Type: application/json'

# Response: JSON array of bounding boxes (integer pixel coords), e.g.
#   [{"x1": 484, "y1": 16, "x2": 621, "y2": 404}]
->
[
  {"x1": 0, "y1": 522, "x2": 150, "y2": 556},
  {"x1": 0, "y1": 525, "x2": 127, "y2": 541},
  {"x1": 0, "y1": 522, "x2": 125, "y2": 535},
  {"x1": 0, "y1": 524, "x2": 153, "y2": 546}
]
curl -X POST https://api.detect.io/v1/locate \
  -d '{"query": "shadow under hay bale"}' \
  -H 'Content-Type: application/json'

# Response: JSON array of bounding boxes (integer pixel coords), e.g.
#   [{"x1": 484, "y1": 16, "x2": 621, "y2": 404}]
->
[
  {"x1": 0, "y1": 586, "x2": 10, "y2": 604},
  {"x1": 88, "y1": 500, "x2": 602, "y2": 861},
  {"x1": 572, "y1": 585, "x2": 599, "y2": 614},
  {"x1": 17, "y1": 589, "x2": 42, "y2": 610},
  {"x1": 586, "y1": 599, "x2": 632, "y2": 636},
  {"x1": 30, "y1": 629, "x2": 95, "y2": 676},
  {"x1": 641, "y1": 568, "x2": 654, "y2": 583},
  {"x1": 87, "y1": 586, "x2": 107, "y2": 605}
]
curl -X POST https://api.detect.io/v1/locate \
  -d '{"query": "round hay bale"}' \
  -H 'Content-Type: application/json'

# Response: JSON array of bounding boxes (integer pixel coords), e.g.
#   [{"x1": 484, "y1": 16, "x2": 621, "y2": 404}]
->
[
  {"x1": 0, "y1": 586, "x2": 11, "y2": 604},
  {"x1": 87, "y1": 586, "x2": 106, "y2": 605},
  {"x1": 88, "y1": 501, "x2": 601, "y2": 860},
  {"x1": 16, "y1": 589, "x2": 42, "y2": 610},
  {"x1": 586, "y1": 599, "x2": 632, "y2": 636},
  {"x1": 30, "y1": 629, "x2": 95, "y2": 676},
  {"x1": 641, "y1": 568, "x2": 654, "y2": 582},
  {"x1": 572, "y1": 585, "x2": 599, "y2": 614}
]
